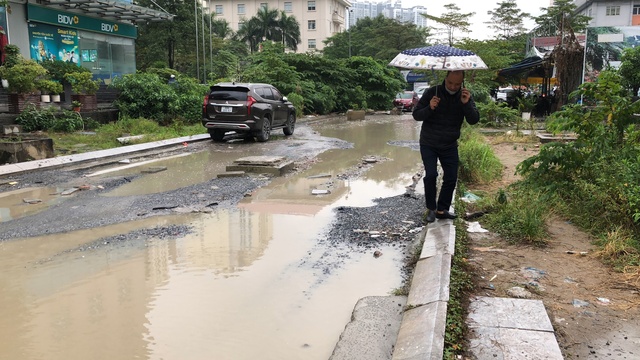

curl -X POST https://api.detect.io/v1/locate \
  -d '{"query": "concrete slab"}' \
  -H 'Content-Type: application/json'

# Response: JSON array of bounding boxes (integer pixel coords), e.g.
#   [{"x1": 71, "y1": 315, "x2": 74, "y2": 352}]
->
[
  {"x1": 392, "y1": 301, "x2": 448, "y2": 360},
  {"x1": 226, "y1": 159, "x2": 294, "y2": 176},
  {"x1": 407, "y1": 254, "x2": 451, "y2": 307},
  {"x1": 233, "y1": 155, "x2": 287, "y2": 165},
  {"x1": 467, "y1": 297, "x2": 554, "y2": 331},
  {"x1": 419, "y1": 222, "x2": 455, "y2": 259},
  {"x1": 467, "y1": 296, "x2": 563, "y2": 360},
  {"x1": 329, "y1": 296, "x2": 406, "y2": 360},
  {"x1": 467, "y1": 327, "x2": 563, "y2": 359}
]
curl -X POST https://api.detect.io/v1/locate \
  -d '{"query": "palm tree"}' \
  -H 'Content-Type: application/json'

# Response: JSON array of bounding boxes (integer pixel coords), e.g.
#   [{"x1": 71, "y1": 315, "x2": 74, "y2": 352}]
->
[
  {"x1": 254, "y1": 6, "x2": 280, "y2": 42},
  {"x1": 278, "y1": 11, "x2": 301, "y2": 52},
  {"x1": 237, "y1": 18, "x2": 261, "y2": 53},
  {"x1": 212, "y1": 19, "x2": 234, "y2": 39}
]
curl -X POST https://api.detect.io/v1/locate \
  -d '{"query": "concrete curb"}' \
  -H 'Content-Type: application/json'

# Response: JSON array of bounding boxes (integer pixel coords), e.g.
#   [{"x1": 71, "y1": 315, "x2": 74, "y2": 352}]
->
[
  {"x1": 0, "y1": 134, "x2": 211, "y2": 177},
  {"x1": 392, "y1": 219, "x2": 455, "y2": 360}
]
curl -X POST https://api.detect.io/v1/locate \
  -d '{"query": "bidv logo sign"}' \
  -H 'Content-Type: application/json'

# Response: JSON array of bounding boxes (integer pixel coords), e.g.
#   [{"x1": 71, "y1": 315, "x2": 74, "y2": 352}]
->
[
  {"x1": 101, "y1": 23, "x2": 119, "y2": 33},
  {"x1": 57, "y1": 14, "x2": 80, "y2": 25}
]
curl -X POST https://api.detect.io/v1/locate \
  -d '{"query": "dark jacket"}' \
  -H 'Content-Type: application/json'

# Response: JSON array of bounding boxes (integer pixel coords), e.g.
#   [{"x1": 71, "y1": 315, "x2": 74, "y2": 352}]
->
[{"x1": 412, "y1": 81, "x2": 479, "y2": 149}]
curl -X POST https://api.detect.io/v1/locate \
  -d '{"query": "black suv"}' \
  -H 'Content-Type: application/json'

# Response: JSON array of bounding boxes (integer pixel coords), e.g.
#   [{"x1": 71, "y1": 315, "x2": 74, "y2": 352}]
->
[{"x1": 202, "y1": 82, "x2": 296, "y2": 142}]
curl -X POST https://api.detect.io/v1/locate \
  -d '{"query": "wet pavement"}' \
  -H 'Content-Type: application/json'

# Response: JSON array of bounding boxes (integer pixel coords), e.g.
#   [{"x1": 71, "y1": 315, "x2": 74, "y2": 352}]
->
[{"x1": 0, "y1": 114, "x2": 426, "y2": 359}]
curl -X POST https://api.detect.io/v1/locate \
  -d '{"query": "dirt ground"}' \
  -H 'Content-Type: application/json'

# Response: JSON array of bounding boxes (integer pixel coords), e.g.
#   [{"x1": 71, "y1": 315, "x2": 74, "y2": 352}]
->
[{"x1": 466, "y1": 141, "x2": 640, "y2": 359}]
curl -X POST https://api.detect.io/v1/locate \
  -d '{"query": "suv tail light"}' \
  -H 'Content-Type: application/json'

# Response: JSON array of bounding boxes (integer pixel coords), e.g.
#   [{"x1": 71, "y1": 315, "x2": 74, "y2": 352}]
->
[
  {"x1": 246, "y1": 96, "x2": 256, "y2": 115},
  {"x1": 202, "y1": 95, "x2": 209, "y2": 109}
]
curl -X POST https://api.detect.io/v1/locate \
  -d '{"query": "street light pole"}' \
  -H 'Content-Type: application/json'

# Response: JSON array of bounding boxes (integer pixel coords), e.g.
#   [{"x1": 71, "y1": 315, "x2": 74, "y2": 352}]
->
[{"x1": 348, "y1": 8, "x2": 353, "y2": 57}]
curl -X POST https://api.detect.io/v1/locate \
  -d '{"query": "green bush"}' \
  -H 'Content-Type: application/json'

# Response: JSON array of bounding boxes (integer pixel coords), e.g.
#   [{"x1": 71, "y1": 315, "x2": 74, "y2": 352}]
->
[
  {"x1": 477, "y1": 101, "x2": 520, "y2": 127},
  {"x1": 481, "y1": 185, "x2": 550, "y2": 246},
  {"x1": 15, "y1": 105, "x2": 56, "y2": 132},
  {"x1": 458, "y1": 126, "x2": 503, "y2": 184},
  {"x1": 286, "y1": 92, "x2": 304, "y2": 118},
  {"x1": 15, "y1": 105, "x2": 84, "y2": 133},
  {"x1": 51, "y1": 111, "x2": 84, "y2": 132},
  {"x1": 111, "y1": 72, "x2": 206, "y2": 124}
]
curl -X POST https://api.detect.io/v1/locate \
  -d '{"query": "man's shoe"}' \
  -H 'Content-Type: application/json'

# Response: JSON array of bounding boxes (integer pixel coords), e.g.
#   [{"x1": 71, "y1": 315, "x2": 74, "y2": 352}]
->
[
  {"x1": 424, "y1": 209, "x2": 436, "y2": 223},
  {"x1": 435, "y1": 210, "x2": 457, "y2": 220}
]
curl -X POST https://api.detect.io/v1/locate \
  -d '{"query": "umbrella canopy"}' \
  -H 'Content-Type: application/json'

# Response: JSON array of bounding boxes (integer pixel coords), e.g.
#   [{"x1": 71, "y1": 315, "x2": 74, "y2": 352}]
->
[{"x1": 388, "y1": 45, "x2": 488, "y2": 71}]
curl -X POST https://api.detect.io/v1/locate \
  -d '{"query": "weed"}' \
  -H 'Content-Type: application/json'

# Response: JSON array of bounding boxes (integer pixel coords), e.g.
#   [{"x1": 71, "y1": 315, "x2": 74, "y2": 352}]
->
[
  {"x1": 594, "y1": 227, "x2": 640, "y2": 271},
  {"x1": 443, "y1": 196, "x2": 474, "y2": 359},
  {"x1": 459, "y1": 127, "x2": 503, "y2": 185},
  {"x1": 480, "y1": 185, "x2": 550, "y2": 246}
]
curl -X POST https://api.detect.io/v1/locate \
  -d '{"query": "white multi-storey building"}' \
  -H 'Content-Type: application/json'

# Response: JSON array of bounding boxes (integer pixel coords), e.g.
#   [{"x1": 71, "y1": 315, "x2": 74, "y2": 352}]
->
[
  {"x1": 205, "y1": 0, "x2": 351, "y2": 52},
  {"x1": 574, "y1": 0, "x2": 640, "y2": 26},
  {"x1": 348, "y1": 0, "x2": 427, "y2": 28}
]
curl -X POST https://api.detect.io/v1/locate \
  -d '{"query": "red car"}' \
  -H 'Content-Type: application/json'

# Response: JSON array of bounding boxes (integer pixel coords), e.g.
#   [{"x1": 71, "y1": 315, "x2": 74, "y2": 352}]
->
[{"x1": 393, "y1": 91, "x2": 419, "y2": 112}]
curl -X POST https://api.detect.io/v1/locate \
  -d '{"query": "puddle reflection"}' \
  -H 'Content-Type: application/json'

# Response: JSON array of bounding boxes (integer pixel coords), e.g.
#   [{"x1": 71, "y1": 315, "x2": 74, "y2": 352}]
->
[
  {"x1": 0, "y1": 115, "x2": 424, "y2": 359},
  {"x1": 0, "y1": 186, "x2": 65, "y2": 222}
]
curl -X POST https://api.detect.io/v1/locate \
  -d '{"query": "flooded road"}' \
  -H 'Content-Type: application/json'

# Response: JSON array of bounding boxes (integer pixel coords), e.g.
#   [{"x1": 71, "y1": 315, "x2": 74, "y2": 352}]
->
[{"x1": 0, "y1": 114, "x2": 423, "y2": 360}]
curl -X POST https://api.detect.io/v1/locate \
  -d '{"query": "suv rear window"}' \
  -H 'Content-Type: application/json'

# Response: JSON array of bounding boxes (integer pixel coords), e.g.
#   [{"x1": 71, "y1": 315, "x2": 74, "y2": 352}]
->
[{"x1": 210, "y1": 88, "x2": 248, "y2": 101}]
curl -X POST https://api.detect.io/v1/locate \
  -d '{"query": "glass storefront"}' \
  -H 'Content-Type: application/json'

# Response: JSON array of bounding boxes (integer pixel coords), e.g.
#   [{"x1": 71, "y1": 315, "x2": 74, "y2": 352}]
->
[{"x1": 78, "y1": 32, "x2": 135, "y2": 84}]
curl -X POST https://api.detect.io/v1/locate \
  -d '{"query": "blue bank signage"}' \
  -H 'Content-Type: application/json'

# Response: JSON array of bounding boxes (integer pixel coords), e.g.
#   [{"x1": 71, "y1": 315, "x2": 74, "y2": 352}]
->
[{"x1": 27, "y1": 4, "x2": 137, "y2": 38}]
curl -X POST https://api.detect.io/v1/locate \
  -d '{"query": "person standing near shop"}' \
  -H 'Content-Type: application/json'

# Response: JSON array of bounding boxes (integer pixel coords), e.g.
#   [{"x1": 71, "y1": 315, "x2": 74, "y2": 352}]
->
[{"x1": 412, "y1": 70, "x2": 479, "y2": 223}]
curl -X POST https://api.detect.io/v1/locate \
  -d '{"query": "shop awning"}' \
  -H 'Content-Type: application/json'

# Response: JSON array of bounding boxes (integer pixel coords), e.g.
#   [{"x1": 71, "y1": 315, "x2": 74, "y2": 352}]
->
[
  {"x1": 41, "y1": 0, "x2": 174, "y2": 23},
  {"x1": 497, "y1": 56, "x2": 545, "y2": 77}
]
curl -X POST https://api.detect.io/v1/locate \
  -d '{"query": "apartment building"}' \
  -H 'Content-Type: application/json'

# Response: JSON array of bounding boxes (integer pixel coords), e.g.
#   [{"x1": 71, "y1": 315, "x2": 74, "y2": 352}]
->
[
  {"x1": 348, "y1": 0, "x2": 427, "y2": 28},
  {"x1": 205, "y1": 0, "x2": 351, "y2": 52},
  {"x1": 574, "y1": 0, "x2": 640, "y2": 26}
]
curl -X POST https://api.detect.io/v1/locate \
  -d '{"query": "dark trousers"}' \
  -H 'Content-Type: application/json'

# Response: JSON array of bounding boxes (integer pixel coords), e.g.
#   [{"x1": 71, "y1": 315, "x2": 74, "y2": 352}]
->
[{"x1": 420, "y1": 144, "x2": 459, "y2": 212}]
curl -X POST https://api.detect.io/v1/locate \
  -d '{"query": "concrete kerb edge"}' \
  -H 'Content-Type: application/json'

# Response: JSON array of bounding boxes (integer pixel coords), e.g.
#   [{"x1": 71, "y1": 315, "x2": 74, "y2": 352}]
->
[
  {"x1": 0, "y1": 134, "x2": 211, "y2": 177},
  {"x1": 392, "y1": 219, "x2": 455, "y2": 360}
]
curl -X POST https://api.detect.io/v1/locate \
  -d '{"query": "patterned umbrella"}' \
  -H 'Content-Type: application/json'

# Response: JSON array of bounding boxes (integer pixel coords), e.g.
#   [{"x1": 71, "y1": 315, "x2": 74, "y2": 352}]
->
[{"x1": 388, "y1": 45, "x2": 488, "y2": 71}]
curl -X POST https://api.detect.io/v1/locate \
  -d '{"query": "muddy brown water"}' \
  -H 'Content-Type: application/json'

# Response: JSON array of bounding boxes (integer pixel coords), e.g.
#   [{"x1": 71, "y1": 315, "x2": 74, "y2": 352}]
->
[{"x1": 0, "y1": 114, "x2": 423, "y2": 360}]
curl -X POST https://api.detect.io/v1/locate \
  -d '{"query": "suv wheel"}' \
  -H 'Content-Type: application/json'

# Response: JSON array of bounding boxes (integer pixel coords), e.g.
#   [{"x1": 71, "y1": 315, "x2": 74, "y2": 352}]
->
[
  {"x1": 209, "y1": 129, "x2": 225, "y2": 142},
  {"x1": 256, "y1": 116, "x2": 271, "y2": 142},
  {"x1": 283, "y1": 113, "x2": 295, "y2": 136}
]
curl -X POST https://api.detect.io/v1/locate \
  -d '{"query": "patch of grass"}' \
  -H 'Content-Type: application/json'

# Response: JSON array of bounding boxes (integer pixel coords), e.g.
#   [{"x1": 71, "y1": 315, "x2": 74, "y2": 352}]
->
[
  {"x1": 443, "y1": 197, "x2": 474, "y2": 359},
  {"x1": 459, "y1": 127, "x2": 503, "y2": 185},
  {"x1": 49, "y1": 117, "x2": 204, "y2": 155},
  {"x1": 480, "y1": 185, "x2": 550, "y2": 246},
  {"x1": 488, "y1": 131, "x2": 539, "y2": 144},
  {"x1": 594, "y1": 227, "x2": 640, "y2": 271}
]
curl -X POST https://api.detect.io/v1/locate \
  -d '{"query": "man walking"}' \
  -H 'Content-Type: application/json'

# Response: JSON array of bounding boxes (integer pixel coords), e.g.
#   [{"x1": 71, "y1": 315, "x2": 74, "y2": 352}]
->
[{"x1": 412, "y1": 70, "x2": 479, "y2": 223}]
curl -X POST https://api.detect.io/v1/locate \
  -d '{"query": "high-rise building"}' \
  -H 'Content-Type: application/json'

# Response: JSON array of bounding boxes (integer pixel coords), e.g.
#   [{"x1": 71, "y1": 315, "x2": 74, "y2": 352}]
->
[
  {"x1": 205, "y1": 0, "x2": 351, "y2": 52},
  {"x1": 347, "y1": 0, "x2": 426, "y2": 29}
]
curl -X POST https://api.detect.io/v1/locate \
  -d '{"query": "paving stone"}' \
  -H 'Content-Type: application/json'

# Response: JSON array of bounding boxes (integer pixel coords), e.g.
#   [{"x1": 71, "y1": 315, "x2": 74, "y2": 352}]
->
[
  {"x1": 467, "y1": 326, "x2": 563, "y2": 359},
  {"x1": 467, "y1": 296, "x2": 554, "y2": 331}
]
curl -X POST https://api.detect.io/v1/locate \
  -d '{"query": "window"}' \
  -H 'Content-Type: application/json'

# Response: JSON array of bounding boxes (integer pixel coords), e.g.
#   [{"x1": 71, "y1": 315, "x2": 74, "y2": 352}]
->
[
  {"x1": 284, "y1": 2, "x2": 292, "y2": 12},
  {"x1": 308, "y1": 39, "x2": 316, "y2": 49},
  {"x1": 308, "y1": 20, "x2": 316, "y2": 30},
  {"x1": 634, "y1": 5, "x2": 640, "y2": 15},
  {"x1": 238, "y1": 4, "x2": 245, "y2": 14},
  {"x1": 215, "y1": 5, "x2": 223, "y2": 14},
  {"x1": 307, "y1": 1, "x2": 315, "y2": 11},
  {"x1": 606, "y1": 6, "x2": 620, "y2": 16},
  {"x1": 260, "y1": 2, "x2": 267, "y2": 9}
]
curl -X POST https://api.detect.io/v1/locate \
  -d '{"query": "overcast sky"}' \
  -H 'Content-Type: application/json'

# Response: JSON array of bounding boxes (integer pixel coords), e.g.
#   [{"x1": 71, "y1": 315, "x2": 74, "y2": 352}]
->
[{"x1": 403, "y1": 0, "x2": 552, "y2": 40}]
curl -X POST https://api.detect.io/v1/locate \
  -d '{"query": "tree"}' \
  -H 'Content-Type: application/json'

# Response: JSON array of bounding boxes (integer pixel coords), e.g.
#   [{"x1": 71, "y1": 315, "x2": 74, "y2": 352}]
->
[
  {"x1": 323, "y1": 15, "x2": 429, "y2": 62},
  {"x1": 486, "y1": 0, "x2": 530, "y2": 39},
  {"x1": 619, "y1": 47, "x2": 640, "y2": 96},
  {"x1": 211, "y1": 18, "x2": 234, "y2": 39},
  {"x1": 136, "y1": 0, "x2": 208, "y2": 73},
  {"x1": 237, "y1": 7, "x2": 300, "y2": 53},
  {"x1": 422, "y1": 3, "x2": 474, "y2": 46},
  {"x1": 534, "y1": 0, "x2": 591, "y2": 107},
  {"x1": 278, "y1": 11, "x2": 301, "y2": 51}
]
